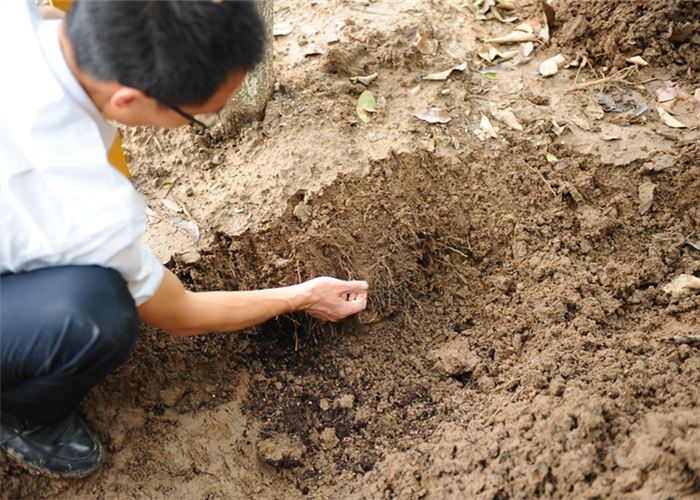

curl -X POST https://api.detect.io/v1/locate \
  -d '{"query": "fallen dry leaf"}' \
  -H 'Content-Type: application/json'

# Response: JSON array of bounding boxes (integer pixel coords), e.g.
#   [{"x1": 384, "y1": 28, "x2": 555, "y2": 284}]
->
[
  {"x1": 160, "y1": 198, "x2": 182, "y2": 214},
  {"x1": 497, "y1": 49, "x2": 519, "y2": 61},
  {"x1": 514, "y1": 23, "x2": 534, "y2": 34},
  {"x1": 657, "y1": 105, "x2": 687, "y2": 128},
  {"x1": 542, "y1": 1, "x2": 556, "y2": 26},
  {"x1": 479, "y1": 44, "x2": 498, "y2": 62},
  {"x1": 350, "y1": 73, "x2": 378, "y2": 85},
  {"x1": 551, "y1": 119, "x2": 567, "y2": 136},
  {"x1": 539, "y1": 10, "x2": 550, "y2": 43},
  {"x1": 484, "y1": 32, "x2": 536, "y2": 44},
  {"x1": 492, "y1": 107, "x2": 523, "y2": 131},
  {"x1": 520, "y1": 41, "x2": 534, "y2": 57},
  {"x1": 480, "y1": 115, "x2": 498, "y2": 138},
  {"x1": 585, "y1": 97, "x2": 605, "y2": 120},
  {"x1": 655, "y1": 87, "x2": 678, "y2": 103},
  {"x1": 572, "y1": 114, "x2": 593, "y2": 131},
  {"x1": 539, "y1": 54, "x2": 566, "y2": 76},
  {"x1": 626, "y1": 56, "x2": 648, "y2": 66},
  {"x1": 413, "y1": 108, "x2": 451, "y2": 124},
  {"x1": 423, "y1": 62, "x2": 468, "y2": 81},
  {"x1": 417, "y1": 34, "x2": 438, "y2": 55}
]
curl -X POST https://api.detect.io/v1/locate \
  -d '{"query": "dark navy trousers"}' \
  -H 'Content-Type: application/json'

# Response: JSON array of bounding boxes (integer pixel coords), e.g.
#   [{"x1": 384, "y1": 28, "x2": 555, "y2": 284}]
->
[{"x1": 1, "y1": 266, "x2": 140, "y2": 426}]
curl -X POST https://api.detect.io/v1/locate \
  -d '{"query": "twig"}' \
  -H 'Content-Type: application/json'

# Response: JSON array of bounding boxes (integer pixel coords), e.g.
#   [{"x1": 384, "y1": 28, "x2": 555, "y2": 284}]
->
[
  {"x1": 148, "y1": 134, "x2": 165, "y2": 154},
  {"x1": 526, "y1": 163, "x2": 558, "y2": 196},
  {"x1": 635, "y1": 77, "x2": 660, "y2": 85},
  {"x1": 163, "y1": 175, "x2": 181, "y2": 198},
  {"x1": 567, "y1": 77, "x2": 631, "y2": 92},
  {"x1": 444, "y1": 244, "x2": 470, "y2": 259},
  {"x1": 441, "y1": 256, "x2": 469, "y2": 284},
  {"x1": 172, "y1": 195, "x2": 203, "y2": 227}
]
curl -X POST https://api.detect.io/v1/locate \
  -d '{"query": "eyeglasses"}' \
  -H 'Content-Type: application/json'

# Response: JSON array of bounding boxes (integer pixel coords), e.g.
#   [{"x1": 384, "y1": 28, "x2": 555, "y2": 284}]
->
[{"x1": 160, "y1": 101, "x2": 220, "y2": 131}]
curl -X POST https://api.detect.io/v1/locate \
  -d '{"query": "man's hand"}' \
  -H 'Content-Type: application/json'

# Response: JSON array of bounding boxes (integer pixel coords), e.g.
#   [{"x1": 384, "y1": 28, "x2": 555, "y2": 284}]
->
[
  {"x1": 297, "y1": 277, "x2": 368, "y2": 322},
  {"x1": 138, "y1": 266, "x2": 368, "y2": 336}
]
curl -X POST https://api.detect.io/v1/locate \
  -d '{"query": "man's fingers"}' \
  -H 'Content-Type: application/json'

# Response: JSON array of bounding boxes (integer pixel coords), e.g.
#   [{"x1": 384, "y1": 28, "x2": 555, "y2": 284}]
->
[
  {"x1": 344, "y1": 280, "x2": 369, "y2": 294},
  {"x1": 340, "y1": 295, "x2": 367, "y2": 318},
  {"x1": 304, "y1": 277, "x2": 369, "y2": 321}
]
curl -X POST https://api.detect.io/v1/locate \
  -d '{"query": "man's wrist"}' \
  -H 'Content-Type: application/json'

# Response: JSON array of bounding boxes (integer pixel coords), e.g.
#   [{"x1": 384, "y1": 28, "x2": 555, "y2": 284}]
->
[{"x1": 286, "y1": 282, "x2": 313, "y2": 314}]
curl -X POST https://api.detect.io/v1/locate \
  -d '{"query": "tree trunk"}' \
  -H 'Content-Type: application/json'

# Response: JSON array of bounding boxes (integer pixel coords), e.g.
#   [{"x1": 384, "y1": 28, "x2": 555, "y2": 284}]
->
[{"x1": 217, "y1": 0, "x2": 273, "y2": 134}]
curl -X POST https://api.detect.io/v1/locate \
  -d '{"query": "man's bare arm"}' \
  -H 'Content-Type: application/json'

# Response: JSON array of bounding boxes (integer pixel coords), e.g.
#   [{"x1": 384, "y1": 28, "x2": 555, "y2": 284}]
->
[{"x1": 137, "y1": 266, "x2": 368, "y2": 336}]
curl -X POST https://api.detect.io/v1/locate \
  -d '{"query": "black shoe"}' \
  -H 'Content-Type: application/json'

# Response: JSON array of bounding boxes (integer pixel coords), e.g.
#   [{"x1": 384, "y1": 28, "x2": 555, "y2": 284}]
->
[{"x1": 0, "y1": 412, "x2": 103, "y2": 477}]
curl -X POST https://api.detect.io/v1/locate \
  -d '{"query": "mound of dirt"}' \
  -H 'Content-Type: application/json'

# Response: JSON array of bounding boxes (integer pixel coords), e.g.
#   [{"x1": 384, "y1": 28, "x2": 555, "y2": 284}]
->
[{"x1": 554, "y1": 0, "x2": 700, "y2": 84}]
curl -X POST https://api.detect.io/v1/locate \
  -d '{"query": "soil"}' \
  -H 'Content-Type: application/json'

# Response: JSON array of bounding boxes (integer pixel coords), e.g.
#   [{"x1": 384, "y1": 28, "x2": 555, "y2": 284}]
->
[{"x1": 3, "y1": 1, "x2": 700, "y2": 499}]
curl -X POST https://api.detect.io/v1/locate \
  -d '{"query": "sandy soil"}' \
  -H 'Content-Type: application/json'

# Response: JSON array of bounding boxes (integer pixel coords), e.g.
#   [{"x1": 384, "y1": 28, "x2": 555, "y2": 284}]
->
[{"x1": 3, "y1": 1, "x2": 700, "y2": 499}]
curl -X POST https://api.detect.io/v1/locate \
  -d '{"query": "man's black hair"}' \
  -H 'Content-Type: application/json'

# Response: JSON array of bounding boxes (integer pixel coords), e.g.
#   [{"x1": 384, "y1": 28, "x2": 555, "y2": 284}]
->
[{"x1": 65, "y1": 0, "x2": 265, "y2": 106}]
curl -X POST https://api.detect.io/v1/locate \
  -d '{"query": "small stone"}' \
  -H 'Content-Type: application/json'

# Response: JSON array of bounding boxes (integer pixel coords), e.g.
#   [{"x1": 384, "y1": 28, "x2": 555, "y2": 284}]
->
[
  {"x1": 293, "y1": 202, "x2": 313, "y2": 223},
  {"x1": 182, "y1": 186, "x2": 194, "y2": 197},
  {"x1": 319, "y1": 398, "x2": 330, "y2": 411},
  {"x1": 638, "y1": 182, "x2": 656, "y2": 215},
  {"x1": 212, "y1": 155, "x2": 223, "y2": 166},
  {"x1": 338, "y1": 394, "x2": 354, "y2": 409},
  {"x1": 301, "y1": 26, "x2": 317, "y2": 36},
  {"x1": 327, "y1": 34, "x2": 340, "y2": 44}
]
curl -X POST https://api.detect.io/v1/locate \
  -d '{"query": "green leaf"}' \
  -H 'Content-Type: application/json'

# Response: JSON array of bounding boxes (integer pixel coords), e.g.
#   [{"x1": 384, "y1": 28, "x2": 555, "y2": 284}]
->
[
  {"x1": 356, "y1": 90, "x2": 376, "y2": 125},
  {"x1": 484, "y1": 72, "x2": 498, "y2": 80},
  {"x1": 546, "y1": 153, "x2": 558, "y2": 164}
]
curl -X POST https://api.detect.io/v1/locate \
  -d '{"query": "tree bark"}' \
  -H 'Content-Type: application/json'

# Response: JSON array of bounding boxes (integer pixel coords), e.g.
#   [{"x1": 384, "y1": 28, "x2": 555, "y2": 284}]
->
[{"x1": 217, "y1": 0, "x2": 273, "y2": 133}]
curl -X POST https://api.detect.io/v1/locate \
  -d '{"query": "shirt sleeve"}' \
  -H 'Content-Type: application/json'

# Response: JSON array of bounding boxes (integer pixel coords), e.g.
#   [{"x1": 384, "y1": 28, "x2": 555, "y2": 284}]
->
[{"x1": 101, "y1": 238, "x2": 164, "y2": 307}]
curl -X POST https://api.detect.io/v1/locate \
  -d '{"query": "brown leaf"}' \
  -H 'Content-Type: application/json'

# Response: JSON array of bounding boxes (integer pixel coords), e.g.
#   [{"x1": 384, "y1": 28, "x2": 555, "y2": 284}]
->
[
  {"x1": 657, "y1": 105, "x2": 687, "y2": 128},
  {"x1": 662, "y1": 274, "x2": 700, "y2": 296},
  {"x1": 541, "y1": 0, "x2": 556, "y2": 25},
  {"x1": 484, "y1": 32, "x2": 536, "y2": 44},
  {"x1": 655, "y1": 87, "x2": 678, "y2": 103},
  {"x1": 416, "y1": 35, "x2": 438, "y2": 55},
  {"x1": 585, "y1": 97, "x2": 605, "y2": 120},
  {"x1": 423, "y1": 63, "x2": 468, "y2": 81},
  {"x1": 413, "y1": 108, "x2": 452, "y2": 124}
]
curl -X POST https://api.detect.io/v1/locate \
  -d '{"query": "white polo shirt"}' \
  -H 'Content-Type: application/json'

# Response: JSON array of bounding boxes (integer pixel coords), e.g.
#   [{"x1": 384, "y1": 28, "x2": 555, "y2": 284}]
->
[{"x1": 0, "y1": 1, "x2": 163, "y2": 306}]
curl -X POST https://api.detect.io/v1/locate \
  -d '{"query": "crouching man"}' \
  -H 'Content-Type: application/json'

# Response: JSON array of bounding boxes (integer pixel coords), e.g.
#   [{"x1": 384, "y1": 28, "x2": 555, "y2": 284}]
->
[{"x1": 0, "y1": 0, "x2": 368, "y2": 477}]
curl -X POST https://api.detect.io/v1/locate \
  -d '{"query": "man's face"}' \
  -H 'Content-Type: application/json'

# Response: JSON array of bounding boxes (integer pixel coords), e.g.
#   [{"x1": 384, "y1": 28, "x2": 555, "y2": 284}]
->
[{"x1": 104, "y1": 69, "x2": 247, "y2": 128}]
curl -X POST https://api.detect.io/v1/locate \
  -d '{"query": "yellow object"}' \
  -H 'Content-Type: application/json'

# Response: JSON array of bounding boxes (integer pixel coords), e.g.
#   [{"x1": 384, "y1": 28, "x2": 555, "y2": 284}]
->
[
  {"x1": 107, "y1": 135, "x2": 130, "y2": 178},
  {"x1": 50, "y1": 0, "x2": 130, "y2": 178},
  {"x1": 48, "y1": 0, "x2": 72, "y2": 12}
]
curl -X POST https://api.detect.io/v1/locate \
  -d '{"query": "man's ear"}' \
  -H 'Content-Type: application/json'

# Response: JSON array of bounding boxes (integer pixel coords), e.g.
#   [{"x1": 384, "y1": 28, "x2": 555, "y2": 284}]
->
[{"x1": 110, "y1": 87, "x2": 150, "y2": 110}]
